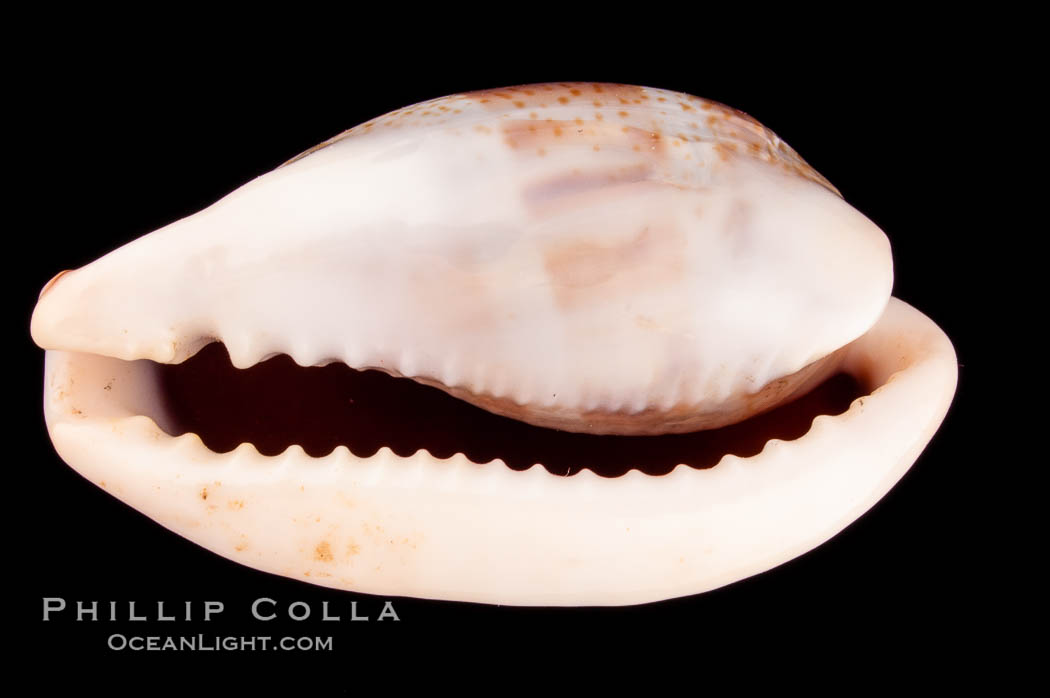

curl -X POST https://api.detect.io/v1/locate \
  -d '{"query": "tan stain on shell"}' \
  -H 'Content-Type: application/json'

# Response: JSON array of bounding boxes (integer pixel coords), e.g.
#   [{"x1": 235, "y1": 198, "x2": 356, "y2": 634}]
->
[
  {"x1": 501, "y1": 119, "x2": 666, "y2": 158},
  {"x1": 277, "y1": 81, "x2": 839, "y2": 193},
  {"x1": 542, "y1": 215, "x2": 687, "y2": 311},
  {"x1": 314, "y1": 541, "x2": 334, "y2": 562},
  {"x1": 470, "y1": 83, "x2": 648, "y2": 111}
]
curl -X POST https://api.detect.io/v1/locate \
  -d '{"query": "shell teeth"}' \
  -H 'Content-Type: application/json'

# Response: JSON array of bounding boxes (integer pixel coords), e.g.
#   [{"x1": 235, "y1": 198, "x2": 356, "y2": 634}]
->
[
  {"x1": 293, "y1": 339, "x2": 344, "y2": 369},
  {"x1": 488, "y1": 369, "x2": 509, "y2": 400},
  {"x1": 585, "y1": 387, "x2": 607, "y2": 412},
  {"x1": 658, "y1": 375, "x2": 681, "y2": 412},
  {"x1": 342, "y1": 343, "x2": 366, "y2": 371},
  {"x1": 397, "y1": 348, "x2": 417, "y2": 378},
  {"x1": 602, "y1": 389, "x2": 624, "y2": 414},
  {"x1": 627, "y1": 394, "x2": 647, "y2": 415},
  {"x1": 440, "y1": 354, "x2": 461, "y2": 390},
  {"x1": 467, "y1": 362, "x2": 488, "y2": 399},
  {"x1": 224, "y1": 334, "x2": 264, "y2": 370},
  {"x1": 513, "y1": 380, "x2": 534, "y2": 409}
]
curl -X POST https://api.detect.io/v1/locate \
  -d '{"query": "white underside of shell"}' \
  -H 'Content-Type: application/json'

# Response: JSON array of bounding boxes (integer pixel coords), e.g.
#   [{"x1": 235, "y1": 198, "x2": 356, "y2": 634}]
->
[{"x1": 42, "y1": 298, "x2": 955, "y2": 606}]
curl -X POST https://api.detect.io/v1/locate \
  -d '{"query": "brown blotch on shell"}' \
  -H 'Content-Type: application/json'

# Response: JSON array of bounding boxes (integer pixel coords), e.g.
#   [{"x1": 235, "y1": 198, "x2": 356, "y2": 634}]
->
[
  {"x1": 501, "y1": 119, "x2": 667, "y2": 159},
  {"x1": 314, "y1": 541, "x2": 334, "y2": 562},
  {"x1": 276, "y1": 83, "x2": 840, "y2": 196}
]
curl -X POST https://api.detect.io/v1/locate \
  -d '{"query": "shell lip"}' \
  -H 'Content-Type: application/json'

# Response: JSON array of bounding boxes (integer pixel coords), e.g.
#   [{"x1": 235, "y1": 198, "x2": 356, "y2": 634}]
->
[
  {"x1": 37, "y1": 296, "x2": 952, "y2": 480},
  {"x1": 38, "y1": 298, "x2": 958, "y2": 605},
  {"x1": 92, "y1": 341, "x2": 878, "y2": 476}
]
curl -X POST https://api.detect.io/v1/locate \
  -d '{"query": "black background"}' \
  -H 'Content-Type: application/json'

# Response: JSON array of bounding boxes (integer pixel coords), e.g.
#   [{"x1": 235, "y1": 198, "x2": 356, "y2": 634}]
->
[{"x1": 12, "y1": 26, "x2": 995, "y2": 676}]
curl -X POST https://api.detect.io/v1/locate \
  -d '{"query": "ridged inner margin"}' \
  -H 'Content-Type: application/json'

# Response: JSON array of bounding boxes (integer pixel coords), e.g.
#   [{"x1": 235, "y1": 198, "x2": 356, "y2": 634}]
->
[{"x1": 155, "y1": 342, "x2": 863, "y2": 477}]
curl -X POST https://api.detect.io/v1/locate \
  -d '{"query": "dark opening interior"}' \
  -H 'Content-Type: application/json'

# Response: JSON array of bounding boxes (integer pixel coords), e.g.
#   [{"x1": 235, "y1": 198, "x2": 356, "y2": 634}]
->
[{"x1": 156, "y1": 342, "x2": 863, "y2": 478}]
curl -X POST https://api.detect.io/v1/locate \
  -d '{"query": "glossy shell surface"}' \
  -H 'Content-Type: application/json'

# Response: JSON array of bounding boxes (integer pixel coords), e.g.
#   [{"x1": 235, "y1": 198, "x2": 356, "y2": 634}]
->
[{"x1": 29, "y1": 83, "x2": 956, "y2": 605}]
